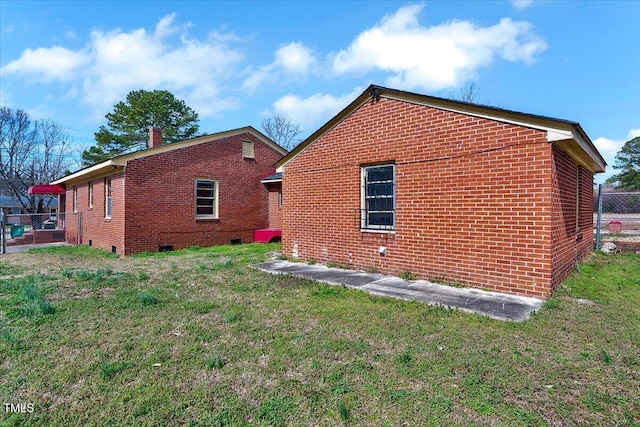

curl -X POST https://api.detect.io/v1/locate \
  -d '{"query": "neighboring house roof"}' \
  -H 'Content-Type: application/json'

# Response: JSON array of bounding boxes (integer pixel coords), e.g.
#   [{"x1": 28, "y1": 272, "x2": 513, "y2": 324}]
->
[
  {"x1": 0, "y1": 195, "x2": 58, "y2": 208},
  {"x1": 261, "y1": 172, "x2": 283, "y2": 183},
  {"x1": 276, "y1": 85, "x2": 607, "y2": 174},
  {"x1": 52, "y1": 126, "x2": 288, "y2": 185}
]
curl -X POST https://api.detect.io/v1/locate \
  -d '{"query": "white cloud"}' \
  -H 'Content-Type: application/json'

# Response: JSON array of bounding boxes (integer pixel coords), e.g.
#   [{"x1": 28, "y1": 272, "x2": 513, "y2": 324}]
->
[
  {"x1": 81, "y1": 21, "x2": 243, "y2": 118},
  {"x1": 2, "y1": 45, "x2": 89, "y2": 82},
  {"x1": 270, "y1": 87, "x2": 363, "y2": 130},
  {"x1": 243, "y1": 42, "x2": 316, "y2": 91},
  {"x1": 511, "y1": 0, "x2": 534, "y2": 10},
  {"x1": 276, "y1": 42, "x2": 315, "y2": 75},
  {"x1": 332, "y1": 4, "x2": 547, "y2": 91},
  {"x1": 594, "y1": 128, "x2": 640, "y2": 169},
  {"x1": 1, "y1": 15, "x2": 244, "y2": 119},
  {"x1": 154, "y1": 13, "x2": 181, "y2": 38}
]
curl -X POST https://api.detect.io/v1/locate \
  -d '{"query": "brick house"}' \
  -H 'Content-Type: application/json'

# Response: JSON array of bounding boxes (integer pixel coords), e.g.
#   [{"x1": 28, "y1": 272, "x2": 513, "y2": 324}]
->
[
  {"x1": 275, "y1": 85, "x2": 606, "y2": 298},
  {"x1": 50, "y1": 127, "x2": 287, "y2": 255}
]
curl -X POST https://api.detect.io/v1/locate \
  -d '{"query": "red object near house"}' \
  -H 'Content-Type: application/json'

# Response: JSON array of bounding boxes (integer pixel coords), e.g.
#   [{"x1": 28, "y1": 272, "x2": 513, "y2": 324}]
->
[
  {"x1": 49, "y1": 127, "x2": 287, "y2": 255},
  {"x1": 275, "y1": 85, "x2": 607, "y2": 298},
  {"x1": 254, "y1": 228, "x2": 282, "y2": 243},
  {"x1": 608, "y1": 221, "x2": 623, "y2": 233},
  {"x1": 28, "y1": 184, "x2": 66, "y2": 195}
]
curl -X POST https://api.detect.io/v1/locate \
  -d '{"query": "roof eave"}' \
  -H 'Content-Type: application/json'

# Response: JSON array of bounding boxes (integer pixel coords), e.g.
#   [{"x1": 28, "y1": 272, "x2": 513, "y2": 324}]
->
[
  {"x1": 275, "y1": 90, "x2": 372, "y2": 169},
  {"x1": 52, "y1": 126, "x2": 287, "y2": 185},
  {"x1": 276, "y1": 84, "x2": 607, "y2": 175},
  {"x1": 50, "y1": 160, "x2": 124, "y2": 185}
]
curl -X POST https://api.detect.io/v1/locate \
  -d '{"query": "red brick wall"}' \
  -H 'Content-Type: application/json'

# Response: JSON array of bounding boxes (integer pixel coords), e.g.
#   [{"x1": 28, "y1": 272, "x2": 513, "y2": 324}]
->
[
  {"x1": 550, "y1": 145, "x2": 594, "y2": 289},
  {"x1": 66, "y1": 174, "x2": 125, "y2": 253},
  {"x1": 65, "y1": 133, "x2": 282, "y2": 255},
  {"x1": 120, "y1": 133, "x2": 282, "y2": 254},
  {"x1": 266, "y1": 183, "x2": 283, "y2": 229},
  {"x1": 282, "y1": 97, "x2": 574, "y2": 298}
]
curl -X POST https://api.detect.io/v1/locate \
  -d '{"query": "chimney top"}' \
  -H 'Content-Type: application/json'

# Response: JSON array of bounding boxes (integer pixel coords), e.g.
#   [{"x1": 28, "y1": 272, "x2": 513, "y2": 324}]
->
[{"x1": 149, "y1": 127, "x2": 162, "y2": 148}]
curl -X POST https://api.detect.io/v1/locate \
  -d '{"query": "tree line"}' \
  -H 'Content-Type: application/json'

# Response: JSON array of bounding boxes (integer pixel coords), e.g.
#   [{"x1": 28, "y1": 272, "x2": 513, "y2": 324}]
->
[{"x1": 0, "y1": 107, "x2": 73, "y2": 214}]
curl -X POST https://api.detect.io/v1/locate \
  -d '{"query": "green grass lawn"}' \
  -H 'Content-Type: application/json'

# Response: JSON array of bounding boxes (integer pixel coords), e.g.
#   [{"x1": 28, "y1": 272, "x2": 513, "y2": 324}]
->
[{"x1": 1, "y1": 244, "x2": 639, "y2": 426}]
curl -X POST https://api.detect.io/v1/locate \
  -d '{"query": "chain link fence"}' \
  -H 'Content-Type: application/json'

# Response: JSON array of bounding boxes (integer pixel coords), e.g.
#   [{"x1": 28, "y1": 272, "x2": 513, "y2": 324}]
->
[
  {"x1": 1, "y1": 212, "x2": 80, "y2": 253},
  {"x1": 594, "y1": 188, "x2": 640, "y2": 252}
]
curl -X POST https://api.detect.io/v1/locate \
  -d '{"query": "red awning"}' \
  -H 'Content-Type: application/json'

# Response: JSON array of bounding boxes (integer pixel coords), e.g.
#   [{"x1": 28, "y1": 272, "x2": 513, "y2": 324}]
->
[{"x1": 28, "y1": 184, "x2": 66, "y2": 195}]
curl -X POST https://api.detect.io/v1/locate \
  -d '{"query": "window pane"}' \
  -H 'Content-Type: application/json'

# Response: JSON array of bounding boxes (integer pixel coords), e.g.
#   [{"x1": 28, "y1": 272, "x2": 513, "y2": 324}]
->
[
  {"x1": 196, "y1": 206, "x2": 214, "y2": 215},
  {"x1": 363, "y1": 165, "x2": 394, "y2": 229},
  {"x1": 195, "y1": 180, "x2": 216, "y2": 217},
  {"x1": 196, "y1": 188, "x2": 213, "y2": 197},
  {"x1": 196, "y1": 198, "x2": 214, "y2": 205}
]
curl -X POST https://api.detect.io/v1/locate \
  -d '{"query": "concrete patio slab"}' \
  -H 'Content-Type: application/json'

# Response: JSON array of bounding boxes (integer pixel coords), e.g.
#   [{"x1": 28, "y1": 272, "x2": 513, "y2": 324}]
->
[{"x1": 252, "y1": 260, "x2": 544, "y2": 321}]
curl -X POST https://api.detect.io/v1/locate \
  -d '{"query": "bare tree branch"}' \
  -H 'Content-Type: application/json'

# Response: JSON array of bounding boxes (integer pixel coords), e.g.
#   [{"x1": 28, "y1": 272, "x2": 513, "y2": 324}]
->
[
  {"x1": 449, "y1": 81, "x2": 480, "y2": 103},
  {"x1": 0, "y1": 107, "x2": 73, "y2": 212},
  {"x1": 261, "y1": 114, "x2": 302, "y2": 151}
]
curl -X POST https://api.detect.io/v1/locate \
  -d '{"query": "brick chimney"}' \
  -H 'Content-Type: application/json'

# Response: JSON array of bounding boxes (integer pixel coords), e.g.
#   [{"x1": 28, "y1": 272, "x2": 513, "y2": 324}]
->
[{"x1": 149, "y1": 127, "x2": 162, "y2": 148}]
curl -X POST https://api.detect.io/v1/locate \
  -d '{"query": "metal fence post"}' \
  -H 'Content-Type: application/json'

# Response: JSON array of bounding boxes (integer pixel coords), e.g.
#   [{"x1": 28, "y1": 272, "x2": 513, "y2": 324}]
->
[
  {"x1": 1, "y1": 210, "x2": 5, "y2": 254},
  {"x1": 595, "y1": 184, "x2": 603, "y2": 251}
]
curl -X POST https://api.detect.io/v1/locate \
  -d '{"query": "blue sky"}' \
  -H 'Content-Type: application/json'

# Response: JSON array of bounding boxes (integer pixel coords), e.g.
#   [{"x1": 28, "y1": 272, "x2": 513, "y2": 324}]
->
[{"x1": 1, "y1": 1, "x2": 638, "y2": 183}]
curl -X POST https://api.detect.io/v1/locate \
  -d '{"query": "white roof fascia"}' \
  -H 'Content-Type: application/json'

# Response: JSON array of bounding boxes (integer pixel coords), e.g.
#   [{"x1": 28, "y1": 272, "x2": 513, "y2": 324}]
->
[
  {"x1": 385, "y1": 92, "x2": 607, "y2": 172},
  {"x1": 570, "y1": 130, "x2": 607, "y2": 172},
  {"x1": 384, "y1": 92, "x2": 568, "y2": 138},
  {"x1": 50, "y1": 160, "x2": 116, "y2": 184}
]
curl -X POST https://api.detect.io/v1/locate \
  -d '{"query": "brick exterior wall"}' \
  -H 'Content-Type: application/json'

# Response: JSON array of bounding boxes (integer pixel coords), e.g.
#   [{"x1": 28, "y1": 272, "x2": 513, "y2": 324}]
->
[
  {"x1": 265, "y1": 183, "x2": 283, "y2": 229},
  {"x1": 64, "y1": 173, "x2": 127, "y2": 253},
  {"x1": 281, "y1": 97, "x2": 594, "y2": 298},
  {"x1": 550, "y1": 145, "x2": 594, "y2": 290},
  {"x1": 65, "y1": 132, "x2": 283, "y2": 255}
]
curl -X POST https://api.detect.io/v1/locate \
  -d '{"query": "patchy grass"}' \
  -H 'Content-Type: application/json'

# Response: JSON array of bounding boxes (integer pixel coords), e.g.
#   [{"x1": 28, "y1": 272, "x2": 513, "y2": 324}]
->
[{"x1": 0, "y1": 245, "x2": 638, "y2": 425}]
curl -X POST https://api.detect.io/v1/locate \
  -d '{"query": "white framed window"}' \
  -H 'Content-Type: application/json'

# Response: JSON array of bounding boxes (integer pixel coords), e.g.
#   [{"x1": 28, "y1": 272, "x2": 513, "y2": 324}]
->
[
  {"x1": 105, "y1": 178, "x2": 112, "y2": 219},
  {"x1": 361, "y1": 164, "x2": 395, "y2": 230},
  {"x1": 88, "y1": 181, "x2": 94, "y2": 208},
  {"x1": 242, "y1": 141, "x2": 255, "y2": 159},
  {"x1": 195, "y1": 179, "x2": 218, "y2": 219},
  {"x1": 73, "y1": 186, "x2": 78, "y2": 212}
]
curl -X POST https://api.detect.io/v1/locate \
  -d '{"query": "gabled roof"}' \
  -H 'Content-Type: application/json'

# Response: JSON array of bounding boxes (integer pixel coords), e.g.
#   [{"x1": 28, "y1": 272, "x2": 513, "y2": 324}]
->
[
  {"x1": 276, "y1": 85, "x2": 606, "y2": 174},
  {"x1": 52, "y1": 126, "x2": 287, "y2": 185},
  {"x1": 0, "y1": 195, "x2": 58, "y2": 208}
]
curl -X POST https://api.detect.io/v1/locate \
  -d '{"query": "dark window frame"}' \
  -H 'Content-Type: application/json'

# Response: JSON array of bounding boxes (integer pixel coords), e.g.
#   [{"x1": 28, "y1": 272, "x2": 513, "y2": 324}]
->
[{"x1": 361, "y1": 164, "x2": 395, "y2": 230}]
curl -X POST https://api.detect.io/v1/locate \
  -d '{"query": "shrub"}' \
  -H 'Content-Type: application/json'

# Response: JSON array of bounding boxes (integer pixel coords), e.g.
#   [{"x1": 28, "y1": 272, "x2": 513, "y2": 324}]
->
[{"x1": 399, "y1": 270, "x2": 417, "y2": 280}]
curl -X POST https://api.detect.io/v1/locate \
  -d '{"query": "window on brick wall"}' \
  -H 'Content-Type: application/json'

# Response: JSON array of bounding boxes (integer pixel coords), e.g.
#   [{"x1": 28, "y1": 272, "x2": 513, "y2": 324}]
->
[
  {"x1": 73, "y1": 186, "x2": 78, "y2": 212},
  {"x1": 195, "y1": 179, "x2": 218, "y2": 219},
  {"x1": 361, "y1": 164, "x2": 395, "y2": 230},
  {"x1": 88, "y1": 181, "x2": 94, "y2": 208},
  {"x1": 105, "y1": 178, "x2": 112, "y2": 219},
  {"x1": 242, "y1": 141, "x2": 255, "y2": 159}
]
